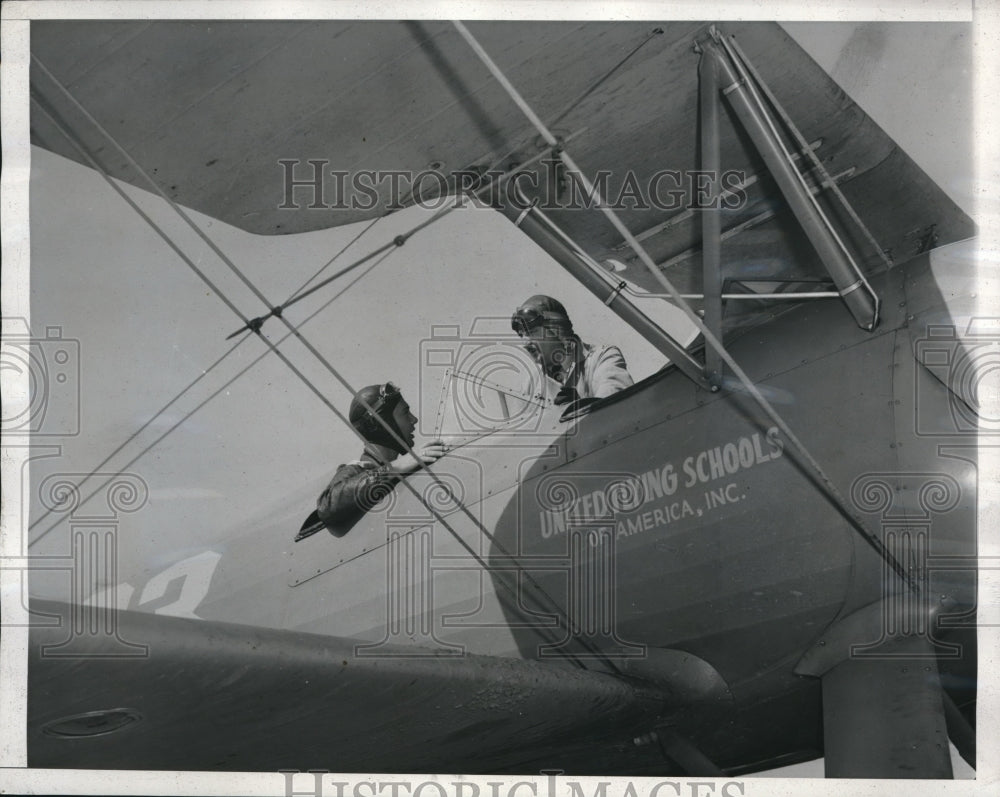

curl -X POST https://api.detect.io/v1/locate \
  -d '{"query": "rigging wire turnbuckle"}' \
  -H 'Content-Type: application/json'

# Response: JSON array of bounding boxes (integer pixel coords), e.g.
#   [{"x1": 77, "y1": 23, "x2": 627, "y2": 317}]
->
[{"x1": 227, "y1": 304, "x2": 284, "y2": 339}]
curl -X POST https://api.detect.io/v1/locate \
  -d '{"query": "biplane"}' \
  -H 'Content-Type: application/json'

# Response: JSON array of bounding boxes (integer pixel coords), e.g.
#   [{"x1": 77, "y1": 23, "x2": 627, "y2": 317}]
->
[{"x1": 20, "y1": 19, "x2": 979, "y2": 779}]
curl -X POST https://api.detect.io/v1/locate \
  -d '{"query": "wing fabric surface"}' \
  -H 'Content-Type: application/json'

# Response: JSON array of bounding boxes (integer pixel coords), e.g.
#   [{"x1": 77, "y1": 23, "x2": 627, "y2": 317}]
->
[
  {"x1": 29, "y1": 599, "x2": 667, "y2": 773},
  {"x1": 31, "y1": 20, "x2": 973, "y2": 335}
]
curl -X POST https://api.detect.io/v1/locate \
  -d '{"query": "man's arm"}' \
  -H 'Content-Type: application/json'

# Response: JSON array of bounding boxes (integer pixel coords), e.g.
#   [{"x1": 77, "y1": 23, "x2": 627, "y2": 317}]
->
[
  {"x1": 586, "y1": 345, "x2": 634, "y2": 399},
  {"x1": 317, "y1": 463, "x2": 399, "y2": 538},
  {"x1": 316, "y1": 442, "x2": 448, "y2": 538}
]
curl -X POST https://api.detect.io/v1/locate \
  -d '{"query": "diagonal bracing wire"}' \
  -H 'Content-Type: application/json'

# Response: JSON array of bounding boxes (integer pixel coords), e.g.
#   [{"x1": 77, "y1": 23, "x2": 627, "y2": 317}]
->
[
  {"x1": 27, "y1": 107, "x2": 386, "y2": 537},
  {"x1": 283, "y1": 215, "x2": 384, "y2": 306},
  {"x1": 451, "y1": 20, "x2": 919, "y2": 594},
  {"x1": 439, "y1": 25, "x2": 666, "y2": 207},
  {"x1": 224, "y1": 125, "x2": 588, "y2": 339},
  {"x1": 403, "y1": 26, "x2": 663, "y2": 215},
  {"x1": 25, "y1": 176, "x2": 396, "y2": 545},
  {"x1": 31, "y1": 58, "x2": 624, "y2": 672},
  {"x1": 283, "y1": 133, "x2": 484, "y2": 306},
  {"x1": 26, "y1": 334, "x2": 251, "y2": 535}
]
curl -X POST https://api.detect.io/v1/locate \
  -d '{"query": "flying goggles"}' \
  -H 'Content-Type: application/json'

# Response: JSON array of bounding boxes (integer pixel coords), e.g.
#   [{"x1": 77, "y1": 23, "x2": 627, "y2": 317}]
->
[
  {"x1": 367, "y1": 381, "x2": 402, "y2": 418},
  {"x1": 510, "y1": 307, "x2": 568, "y2": 337}
]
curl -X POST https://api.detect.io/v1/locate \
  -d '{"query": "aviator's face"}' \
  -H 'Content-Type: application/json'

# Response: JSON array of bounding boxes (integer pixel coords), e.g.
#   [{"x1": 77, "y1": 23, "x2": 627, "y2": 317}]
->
[
  {"x1": 391, "y1": 400, "x2": 417, "y2": 447},
  {"x1": 522, "y1": 327, "x2": 572, "y2": 381}
]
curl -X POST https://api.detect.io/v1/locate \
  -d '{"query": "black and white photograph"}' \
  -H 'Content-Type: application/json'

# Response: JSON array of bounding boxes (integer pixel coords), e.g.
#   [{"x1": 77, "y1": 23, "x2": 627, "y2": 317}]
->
[{"x1": 1, "y1": 1, "x2": 996, "y2": 793}]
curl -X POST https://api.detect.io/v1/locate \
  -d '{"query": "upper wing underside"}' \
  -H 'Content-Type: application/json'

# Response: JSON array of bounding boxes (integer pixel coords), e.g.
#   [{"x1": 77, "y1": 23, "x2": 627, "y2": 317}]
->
[{"x1": 30, "y1": 20, "x2": 973, "y2": 307}]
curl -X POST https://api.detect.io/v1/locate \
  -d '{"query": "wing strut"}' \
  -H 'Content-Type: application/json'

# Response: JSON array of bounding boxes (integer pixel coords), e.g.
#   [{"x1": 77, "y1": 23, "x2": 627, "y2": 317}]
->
[
  {"x1": 819, "y1": 636, "x2": 953, "y2": 778},
  {"x1": 454, "y1": 20, "x2": 919, "y2": 596},
  {"x1": 494, "y1": 190, "x2": 710, "y2": 388},
  {"x1": 701, "y1": 29, "x2": 881, "y2": 330},
  {"x1": 724, "y1": 33, "x2": 895, "y2": 275},
  {"x1": 699, "y1": 43, "x2": 724, "y2": 386}
]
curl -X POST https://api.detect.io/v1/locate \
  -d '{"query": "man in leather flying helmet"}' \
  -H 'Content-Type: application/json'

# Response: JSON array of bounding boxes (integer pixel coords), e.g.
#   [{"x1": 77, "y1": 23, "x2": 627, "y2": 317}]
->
[
  {"x1": 297, "y1": 383, "x2": 446, "y2": 540},
  {"x1": 511, "y1": 295, "x2": 634, "y2": 411}
]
